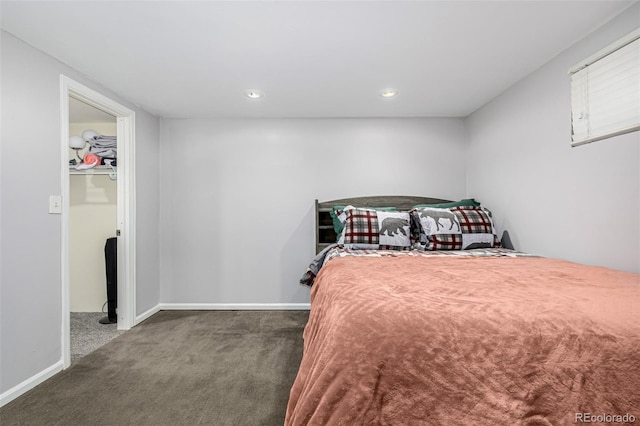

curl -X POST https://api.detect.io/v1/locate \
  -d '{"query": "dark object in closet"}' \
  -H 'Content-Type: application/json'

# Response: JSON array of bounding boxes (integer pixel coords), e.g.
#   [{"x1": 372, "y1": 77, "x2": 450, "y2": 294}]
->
[
  {"x1": 100, "y1": 157, "x2": 116, "y2": 166},
  {"x1": 99, "y1": 237, "x2": 117, "y2": 325}
]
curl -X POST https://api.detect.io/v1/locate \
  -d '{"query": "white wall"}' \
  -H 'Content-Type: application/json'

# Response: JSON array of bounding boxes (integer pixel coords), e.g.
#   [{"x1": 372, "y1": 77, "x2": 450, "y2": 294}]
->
[
  {"x1": 0, "y1": 30, "x2": 160, "y2": 399},
  {"x1": 69, "y1": 174, "x2": 117, "y2": 311},
  {"x1": 466, "y1": 4, "x2": 640, "y2": 273},
  {"x1": 133, "y1": 99, "x2": 162, "y2": 317},
  {"x1": 159, "y1": 118, "x2": 468, "y2": 304}
]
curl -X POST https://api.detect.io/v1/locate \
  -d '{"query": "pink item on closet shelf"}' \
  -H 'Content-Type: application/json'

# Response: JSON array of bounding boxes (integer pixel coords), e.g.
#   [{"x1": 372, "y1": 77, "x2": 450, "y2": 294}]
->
[{"x1": 75, "y1": 153, "x2": 101, "y2": 170}]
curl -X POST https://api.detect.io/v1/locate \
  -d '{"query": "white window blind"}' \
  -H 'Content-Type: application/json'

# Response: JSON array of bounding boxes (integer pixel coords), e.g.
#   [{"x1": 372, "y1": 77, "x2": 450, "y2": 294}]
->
[{"x1": 569, "y1": 29, "x2": 640, "y2": 147}]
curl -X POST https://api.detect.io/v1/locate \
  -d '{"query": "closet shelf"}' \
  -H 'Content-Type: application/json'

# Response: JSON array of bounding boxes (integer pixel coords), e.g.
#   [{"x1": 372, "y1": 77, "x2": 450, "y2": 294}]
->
[{"x1": 69, "y1": 165, "x2": 117, "y2": 177}]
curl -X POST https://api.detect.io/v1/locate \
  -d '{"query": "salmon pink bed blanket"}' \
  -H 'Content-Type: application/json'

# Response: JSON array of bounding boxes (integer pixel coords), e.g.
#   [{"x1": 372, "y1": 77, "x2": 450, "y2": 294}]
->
[{"x1": 285, "y1": 255, "x2": 639, "y2": 425}]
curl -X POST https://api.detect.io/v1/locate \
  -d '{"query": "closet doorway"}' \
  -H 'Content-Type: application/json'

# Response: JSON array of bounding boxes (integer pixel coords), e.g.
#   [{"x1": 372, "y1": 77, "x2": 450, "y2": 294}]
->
[
  {"x1": 68, "y1": 98, "x2": 120, "y2": 362},
  {"x1": 60, "y1": 76, "x2": 136, "y2": 368}
]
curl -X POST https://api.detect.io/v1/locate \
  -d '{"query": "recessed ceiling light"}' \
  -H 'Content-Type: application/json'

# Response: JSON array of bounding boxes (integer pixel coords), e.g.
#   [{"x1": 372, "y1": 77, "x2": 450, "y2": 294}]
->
[
  {"x1": 379, "y1": 88, "x2": 399, "y2": 98},
  {"x1": 245, "y1": 90, "x2": 264, "y2": 99}
]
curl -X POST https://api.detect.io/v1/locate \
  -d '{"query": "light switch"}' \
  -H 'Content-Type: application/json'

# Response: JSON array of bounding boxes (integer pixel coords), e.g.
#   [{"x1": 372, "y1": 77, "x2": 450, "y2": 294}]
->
[{"x1": 49, "y1": 195, "x2": 62, "y2": 214}]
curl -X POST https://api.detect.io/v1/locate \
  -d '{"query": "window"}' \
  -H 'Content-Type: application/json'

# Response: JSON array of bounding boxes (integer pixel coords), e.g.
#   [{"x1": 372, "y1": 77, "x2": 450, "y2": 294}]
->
[{"x1": 569, "y1": 29, "x2": 640, "y2": 147}]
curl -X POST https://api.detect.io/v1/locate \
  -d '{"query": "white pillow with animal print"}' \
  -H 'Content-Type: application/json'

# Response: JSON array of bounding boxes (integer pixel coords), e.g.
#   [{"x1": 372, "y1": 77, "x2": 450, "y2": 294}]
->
[
  {"x1": 415, "y1": 208, "x2": 462, "y2": 240},
  {"x1": 377, "y1": 211, "x2": 411, "y2": 248}
]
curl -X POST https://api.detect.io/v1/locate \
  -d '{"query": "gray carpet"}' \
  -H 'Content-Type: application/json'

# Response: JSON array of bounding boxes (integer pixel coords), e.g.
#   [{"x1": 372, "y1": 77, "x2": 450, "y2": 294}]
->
[
  {"x1": 0, "y1": 310, "x2": 309, "y2": 426},
  {"x1": 71, "y1": 312, "x2": 124, "y2": 362}
]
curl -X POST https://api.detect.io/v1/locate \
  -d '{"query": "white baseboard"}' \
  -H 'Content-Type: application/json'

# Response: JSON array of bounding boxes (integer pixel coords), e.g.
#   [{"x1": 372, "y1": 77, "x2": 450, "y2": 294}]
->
[
  {"x1": 135, "y1": 304, "x2": 162, "y2": 324},
  {"x1": 158, "y1": 303, "x2": 311, "y2": 311},
  {"x1": 0, "y1": 360, "x2": 64, "y2": 408},
  {"x1": 137, "y1": 303, "x2": 309, "y2": 324}
]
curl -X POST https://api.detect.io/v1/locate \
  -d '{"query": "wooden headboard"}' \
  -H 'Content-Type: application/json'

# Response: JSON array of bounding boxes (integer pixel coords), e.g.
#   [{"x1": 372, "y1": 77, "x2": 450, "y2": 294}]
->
[{"x1": 315, "y1": 196, "x2": 452, "y2": 254}]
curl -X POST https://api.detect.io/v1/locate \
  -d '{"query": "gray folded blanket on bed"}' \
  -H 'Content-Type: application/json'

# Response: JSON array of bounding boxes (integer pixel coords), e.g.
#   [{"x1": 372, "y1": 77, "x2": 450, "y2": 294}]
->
[{"x1": 299, "y1": 244, "x2": 338, "y2": 286}]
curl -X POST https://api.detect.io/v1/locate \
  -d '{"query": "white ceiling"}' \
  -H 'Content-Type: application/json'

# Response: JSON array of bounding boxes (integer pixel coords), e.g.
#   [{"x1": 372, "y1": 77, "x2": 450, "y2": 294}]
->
[{"x1": 1, "y1": 1, "x2": 636, "y2": 118}]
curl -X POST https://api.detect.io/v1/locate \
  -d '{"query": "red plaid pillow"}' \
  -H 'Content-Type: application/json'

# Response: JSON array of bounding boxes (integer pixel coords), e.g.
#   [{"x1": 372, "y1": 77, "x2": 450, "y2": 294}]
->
[
  {"x1": 451, "y1": 206, "x2": 493, "y2": 234},
  {"x1": 429, "y1": 234, "x2": 463, "y2": 250},
  {"x1": 343, "y1": 209, "x2": 380, "y2": 246},
  {"x1": 451, "y1": 206, "x2": 500, "y2": 248}
]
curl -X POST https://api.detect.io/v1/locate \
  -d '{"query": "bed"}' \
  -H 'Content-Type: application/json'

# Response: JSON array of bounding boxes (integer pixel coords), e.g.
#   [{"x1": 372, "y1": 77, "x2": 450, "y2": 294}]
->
[{"x1": 285, "y1": 196, "x2": 640, "y2": 426}]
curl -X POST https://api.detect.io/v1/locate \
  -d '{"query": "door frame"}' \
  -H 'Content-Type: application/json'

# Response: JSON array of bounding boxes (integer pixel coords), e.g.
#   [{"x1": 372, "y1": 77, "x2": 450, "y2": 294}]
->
[{"x1": 59, "y1": 75, "x2": 136, "y2": 368}]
